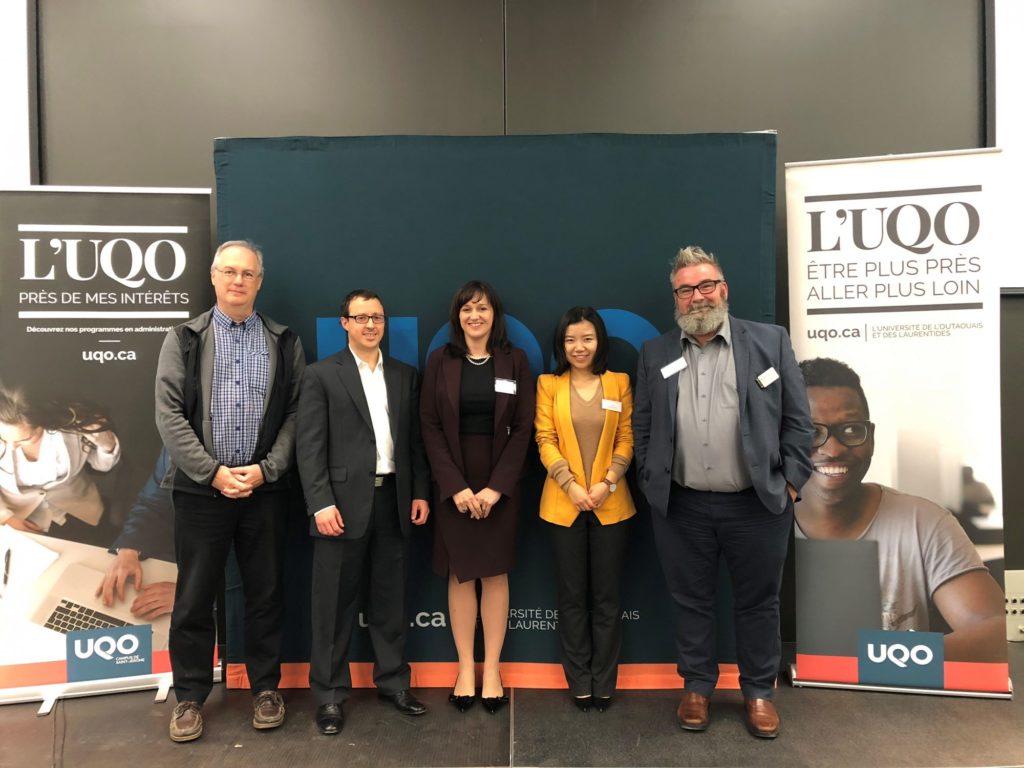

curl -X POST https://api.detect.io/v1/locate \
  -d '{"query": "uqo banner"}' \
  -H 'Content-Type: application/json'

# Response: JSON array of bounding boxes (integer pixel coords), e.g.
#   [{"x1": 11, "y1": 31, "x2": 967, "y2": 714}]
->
[
  {"x1": 786, "y1": 150, "x2": 1010, "y2": 696},
  {"x1": 0, "y1": 187, "x2": 211, "y2": 702}
]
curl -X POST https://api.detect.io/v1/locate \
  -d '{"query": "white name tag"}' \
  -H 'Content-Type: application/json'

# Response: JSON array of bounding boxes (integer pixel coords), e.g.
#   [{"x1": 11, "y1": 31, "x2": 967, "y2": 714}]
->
[
  {"x1": 756, "y1": 367, "x2": 780, "y2": 389},
  {"x1": 494, "y1": 377, "x2": 517, "y2": 395},
  {"x1": 601, "y1": 399, "x2": 623, "y2": 412},
  {"x1": 660, "y1": 356, "x2": 688, "y2": 379}
]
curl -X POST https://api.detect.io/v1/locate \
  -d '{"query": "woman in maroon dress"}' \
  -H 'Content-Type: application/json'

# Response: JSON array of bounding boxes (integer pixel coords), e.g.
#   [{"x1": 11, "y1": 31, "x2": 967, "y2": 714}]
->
[{"x1": 420, "y1": 280, "x2": 534, "y2": 714}]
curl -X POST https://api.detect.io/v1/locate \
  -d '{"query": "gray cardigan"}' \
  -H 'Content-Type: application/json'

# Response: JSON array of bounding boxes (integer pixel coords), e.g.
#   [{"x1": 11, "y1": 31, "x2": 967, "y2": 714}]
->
[{"x1": 154, "y1": 307, "x2": 305, "y2": 489}]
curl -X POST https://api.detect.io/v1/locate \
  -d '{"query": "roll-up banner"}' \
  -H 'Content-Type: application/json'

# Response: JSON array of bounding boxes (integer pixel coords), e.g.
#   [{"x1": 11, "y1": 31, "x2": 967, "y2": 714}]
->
[
  {"x1": 785, "y1": 150, "x2": 1011, "y2": 697},
  {"x1": 0, "y1": 187, "x2": 211, "y2": 708}
]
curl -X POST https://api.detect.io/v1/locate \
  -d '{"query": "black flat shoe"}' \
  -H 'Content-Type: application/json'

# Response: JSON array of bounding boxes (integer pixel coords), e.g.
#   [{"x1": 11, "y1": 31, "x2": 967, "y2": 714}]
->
[
  {"x1": 481, "y1": 695, "x2": 509, "y2": 714},
  {"x1": 380, "y1": 689, "x2": 426, "y2": 716},
  {"x1": 572, "y1": 695, "x2": 592, "y2": 712},
  {"x1": 593, "y1": 696, "x2": 612, "y2": 712},
  {"x1": 315, "y1": 703, "x2": 343, "y2": 735},
  {"x1": 448, "y1": 692, "x2": 476, "y2": 712}
]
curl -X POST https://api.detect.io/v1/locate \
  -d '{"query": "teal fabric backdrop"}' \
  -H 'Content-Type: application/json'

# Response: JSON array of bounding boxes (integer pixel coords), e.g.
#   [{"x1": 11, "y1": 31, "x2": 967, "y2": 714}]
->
[{"x1": 214, "y1": 132, "x2": 777, "y2": 672}]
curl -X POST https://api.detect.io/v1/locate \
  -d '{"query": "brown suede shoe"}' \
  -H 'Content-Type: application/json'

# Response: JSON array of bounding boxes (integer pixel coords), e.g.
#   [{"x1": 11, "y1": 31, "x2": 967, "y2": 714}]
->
[
  {"x1": 253, "y1": 690, "x2": 285, "y2": 729},
  {"x1": 743, "y1": 697, "x2": 780, "y2": 739},
  {"x1": 169, "y1": 701, "x2": 203, "y2": 743},
  {"x1": 676, "y1": 692, "x2": 710, "y2": 731}
]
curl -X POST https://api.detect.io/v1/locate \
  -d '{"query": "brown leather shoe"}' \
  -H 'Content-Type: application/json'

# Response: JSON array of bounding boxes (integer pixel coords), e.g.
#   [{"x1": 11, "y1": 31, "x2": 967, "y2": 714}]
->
[
  {"x1": 253, "y1": 690, "x2": 285, "y2": 729},
  {"x1": 169, "y1": 701, "x2": 203, "y2": 742},
  {"x1": 676, "y1": 692, "x2": 710, "y2": 731},
  {"x1": 743, "y1": 697, "x2": 780, "y2": 739}
]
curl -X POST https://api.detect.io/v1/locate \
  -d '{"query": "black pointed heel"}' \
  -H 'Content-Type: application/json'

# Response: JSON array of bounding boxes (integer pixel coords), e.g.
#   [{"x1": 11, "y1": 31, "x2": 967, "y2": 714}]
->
[
  {"x1": 481, "y1": 694, "x2": 508, "y2": 714},
  {"x1": 573, "y1": 695, "x2": 593, "y2": 712},
  {"x1": 448, "y1": 692, "x2": 476, "y2": 713}
]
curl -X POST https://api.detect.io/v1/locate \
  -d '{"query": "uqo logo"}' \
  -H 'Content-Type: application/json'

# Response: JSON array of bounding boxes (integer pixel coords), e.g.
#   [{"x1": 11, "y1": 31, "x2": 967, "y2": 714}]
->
[
  {"x1": 865, "y1": 642, "x2": 934, "y2": 669},
  {"x1": 73, "y1": 634, "x2": 140, "y2": 661},
  {"x1": 857, "y1": 629, "x2": 944, "y2": 689}
]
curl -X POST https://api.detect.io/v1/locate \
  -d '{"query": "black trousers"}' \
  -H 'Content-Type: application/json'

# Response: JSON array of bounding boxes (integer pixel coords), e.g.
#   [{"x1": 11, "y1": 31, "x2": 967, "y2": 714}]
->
[
  {"x1": 309, "y1": 479, "x2": 410, "y2": 705},
  {"x1": 170, "y1": 489, "x2": 287, "y2": 703},
  {"x1": 652, "y1": 484, "x2": 792, "y2": 700},
  {"x1": 547, "y1": 513, "x2": 631, "y2": 698}
]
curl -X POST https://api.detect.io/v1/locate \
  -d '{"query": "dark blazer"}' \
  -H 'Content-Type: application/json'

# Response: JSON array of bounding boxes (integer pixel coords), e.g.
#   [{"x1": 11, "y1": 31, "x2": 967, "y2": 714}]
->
[
  {"x1": 419, "y1": 346, "x2": 535, "y2": 501},
  {"x1": 296, "y1": 349, "x2": 430, "y2": 539},
  {"x1": 633, "y1": 316, "x2": 813, "y2": 516}
]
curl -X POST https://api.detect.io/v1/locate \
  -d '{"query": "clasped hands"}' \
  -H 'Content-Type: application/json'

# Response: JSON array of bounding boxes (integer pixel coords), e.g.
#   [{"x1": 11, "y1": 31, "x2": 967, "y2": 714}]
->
[
  {"x1": 567, "y1": 481, "x2": 610, "y2": 512},
  {"x1": 211, "y1": 464, "x2": 264, "y2": 498},
  {"x1": 452, "y1": 487, "x2": 501, "y2": 519}
]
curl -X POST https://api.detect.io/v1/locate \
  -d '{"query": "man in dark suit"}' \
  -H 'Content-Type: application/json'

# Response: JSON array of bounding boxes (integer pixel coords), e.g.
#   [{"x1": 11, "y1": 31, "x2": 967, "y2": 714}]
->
[
  {"x1": 634, "y1": 245, "x2": 813, "y2": 739},
  {"x1": 296, "y1": 289, "x2": 431, "y2": 735}
]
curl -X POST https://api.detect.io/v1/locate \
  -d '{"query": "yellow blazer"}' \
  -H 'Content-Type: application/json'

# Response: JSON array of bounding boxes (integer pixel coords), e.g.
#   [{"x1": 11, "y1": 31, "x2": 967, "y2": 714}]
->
[{"x1": 534, "y1": 370, "x2": 636, "y2": 527}]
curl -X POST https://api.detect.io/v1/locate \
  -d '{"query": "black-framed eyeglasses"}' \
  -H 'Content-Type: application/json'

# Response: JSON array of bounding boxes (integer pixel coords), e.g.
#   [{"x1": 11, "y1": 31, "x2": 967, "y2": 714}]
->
[
  {"x1": 811, "y1": 421, "x2": 874, "y2": 448},
  {"x1": 672, "y1": 279, "x2": 724, "y2": 299},
  {"x1": 343, "y1": 314, "x2": 386, "y2": 325}
]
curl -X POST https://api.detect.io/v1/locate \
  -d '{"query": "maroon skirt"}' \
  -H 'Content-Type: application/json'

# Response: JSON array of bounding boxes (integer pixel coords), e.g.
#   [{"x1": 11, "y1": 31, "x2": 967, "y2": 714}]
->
[{"x1": 433, "y1": 432, "x2": 518, "y2": 582}]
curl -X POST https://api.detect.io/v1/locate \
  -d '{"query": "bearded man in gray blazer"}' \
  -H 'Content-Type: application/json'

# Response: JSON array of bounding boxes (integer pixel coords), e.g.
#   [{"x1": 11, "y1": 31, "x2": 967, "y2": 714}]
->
[
  {"x1": 296, "y1": 288, "x2": 431, "y2": 736},
  {"x1": 633, "y1": 245, "x2": 813, "y2": 739}
]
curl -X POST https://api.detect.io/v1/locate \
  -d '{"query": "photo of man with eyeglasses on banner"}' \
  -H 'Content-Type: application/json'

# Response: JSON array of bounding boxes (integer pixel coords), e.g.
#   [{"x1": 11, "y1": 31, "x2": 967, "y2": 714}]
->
[{"x1": 794, "y1": 357, "x2": 1006, "y2": 663}]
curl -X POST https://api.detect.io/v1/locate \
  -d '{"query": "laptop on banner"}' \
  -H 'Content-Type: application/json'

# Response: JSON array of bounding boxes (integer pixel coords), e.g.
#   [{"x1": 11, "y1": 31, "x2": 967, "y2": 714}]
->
[{"x1": 796, "y1": 538, "x2": 882, "y2": 657}]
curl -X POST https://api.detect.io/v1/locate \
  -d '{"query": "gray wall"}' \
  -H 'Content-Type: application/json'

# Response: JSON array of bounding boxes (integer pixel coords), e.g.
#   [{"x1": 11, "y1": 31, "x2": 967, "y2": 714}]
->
[{"x1": 37, "y1": 2, "x2": 1019, "y2": 578}]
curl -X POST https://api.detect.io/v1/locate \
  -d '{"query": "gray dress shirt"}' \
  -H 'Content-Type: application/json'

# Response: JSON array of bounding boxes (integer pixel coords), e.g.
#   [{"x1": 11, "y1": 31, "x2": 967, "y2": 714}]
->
[{"x1": 672, "y1": 316, "x2": 752, "y2": 492}]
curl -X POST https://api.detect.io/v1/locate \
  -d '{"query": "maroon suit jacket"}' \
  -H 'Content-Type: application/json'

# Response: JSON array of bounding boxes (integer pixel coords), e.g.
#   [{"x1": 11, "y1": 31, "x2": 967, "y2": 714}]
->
[{"x1": 419, "y1": 345, "x2": 535, "y2": 501}]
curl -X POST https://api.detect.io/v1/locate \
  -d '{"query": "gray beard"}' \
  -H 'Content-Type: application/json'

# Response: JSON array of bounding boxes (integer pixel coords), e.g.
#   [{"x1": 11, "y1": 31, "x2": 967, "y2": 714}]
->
[{"x1": 675, "y1": 299, "x2": 729, "y2": 337}]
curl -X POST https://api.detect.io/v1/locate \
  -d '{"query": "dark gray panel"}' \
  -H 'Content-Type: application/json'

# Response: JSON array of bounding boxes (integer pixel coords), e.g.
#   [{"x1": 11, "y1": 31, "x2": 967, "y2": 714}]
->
[
  {"x1": 506, "y1": 0, "x2": 984, "y2": 324},
  {"x1": 1001, "y1": 295, "x2": 1024, "y2": 570},
  {"x1": 506, "y1": 0, "x2": 983, "y2": 158},
  {"x1": 38, "y1": 0, "x2": 504, "y2": 188}
]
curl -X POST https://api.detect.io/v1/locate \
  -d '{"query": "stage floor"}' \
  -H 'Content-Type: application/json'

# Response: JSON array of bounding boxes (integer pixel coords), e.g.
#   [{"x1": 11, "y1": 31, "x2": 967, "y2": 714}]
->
[{"x1": 2, "y1": 644, "x2": 1022, "y2": 768}]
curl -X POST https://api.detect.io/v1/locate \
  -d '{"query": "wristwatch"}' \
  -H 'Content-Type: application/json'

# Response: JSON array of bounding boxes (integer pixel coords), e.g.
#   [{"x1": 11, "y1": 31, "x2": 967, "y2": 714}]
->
[{"x1": 603, "y1": 478, "x2": 617, "y2": 493}]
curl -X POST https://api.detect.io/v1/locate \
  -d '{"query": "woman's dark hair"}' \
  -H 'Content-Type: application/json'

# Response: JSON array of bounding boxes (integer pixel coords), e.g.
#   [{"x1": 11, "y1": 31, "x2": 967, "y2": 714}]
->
[
  {"x1": 445, "y1": 280, "x2": 511, "y2": 356},
  {"x1": 551, "y1": 306, "x2": 609, "y2": 376},
  {"x1": 0, "y1": 388, "x2": 112, "y2": 435}
]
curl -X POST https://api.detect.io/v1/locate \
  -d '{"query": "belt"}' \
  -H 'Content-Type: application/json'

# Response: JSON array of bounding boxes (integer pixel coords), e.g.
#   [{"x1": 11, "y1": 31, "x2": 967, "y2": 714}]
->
[{"x1": 374, "y1": 474, "x2": 395, "y2": 488}]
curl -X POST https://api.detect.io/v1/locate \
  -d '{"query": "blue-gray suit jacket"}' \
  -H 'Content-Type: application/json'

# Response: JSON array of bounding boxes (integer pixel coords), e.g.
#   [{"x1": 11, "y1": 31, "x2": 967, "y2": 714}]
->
[{"x1": 633, "y1": 316, "x2": 813, "y2": 516}]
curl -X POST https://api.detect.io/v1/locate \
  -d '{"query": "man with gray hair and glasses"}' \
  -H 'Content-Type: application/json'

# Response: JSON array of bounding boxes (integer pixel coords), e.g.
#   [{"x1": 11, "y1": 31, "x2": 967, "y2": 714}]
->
[
  {"x1": 633, "y1": 245, "x2": 812, "y2": 739},
  {"x1": 155, "y1": 240, "x2": 305, "y2": 742}
]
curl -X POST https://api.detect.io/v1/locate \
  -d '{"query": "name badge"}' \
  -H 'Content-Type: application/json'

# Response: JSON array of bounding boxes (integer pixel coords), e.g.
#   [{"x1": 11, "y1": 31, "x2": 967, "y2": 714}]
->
[
  {"x1": 660, "y1": 356, "x2": 688, "y2": 379},
  {"x1": 756, "y1": 367, "x2": 780, "y2": 389},
  {"x1": 601, "y1": 399, "x2": 623, "y2": 412},
  {"x1": 494, "y1": 377, "x2": 517, "y2": 395}
]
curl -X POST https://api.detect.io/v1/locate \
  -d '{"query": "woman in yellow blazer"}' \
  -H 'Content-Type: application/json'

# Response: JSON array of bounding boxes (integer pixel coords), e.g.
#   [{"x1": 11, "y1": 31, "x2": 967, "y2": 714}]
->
[{"x1": 535, "y1": 306, "x2": 635, "y2": 713}]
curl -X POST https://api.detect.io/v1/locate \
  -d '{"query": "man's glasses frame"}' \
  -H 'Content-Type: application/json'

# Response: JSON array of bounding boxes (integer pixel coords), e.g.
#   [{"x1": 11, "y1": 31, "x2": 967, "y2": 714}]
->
[
  {"x1": 811, "y1": 421, "x2": 874, "y2": 448},
  {"x1": 213, "y1": 267, "x2": 261, "y2": 282},
  {"x1": 343, "y1": 314, "x2": 387, "y2": 325},
  {"x1": 672, "y1": 279, "x2": 725, "y2": 299}
]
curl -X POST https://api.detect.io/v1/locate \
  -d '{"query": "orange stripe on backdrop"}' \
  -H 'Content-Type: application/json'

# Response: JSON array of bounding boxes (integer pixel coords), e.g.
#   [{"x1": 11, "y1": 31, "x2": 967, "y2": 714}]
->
[
  {"x1": 0, "y1": 660, "x2": 67, "y2": 688},
  {"x1": 794, "y1": 653, "x2": 859, "y2": 684},
  {"x1": 943, "y1": 661, "x2": 1011, "y2": 694},
  {"x1": 226, "y1": 662, "x2": 742, "y2": 690}
]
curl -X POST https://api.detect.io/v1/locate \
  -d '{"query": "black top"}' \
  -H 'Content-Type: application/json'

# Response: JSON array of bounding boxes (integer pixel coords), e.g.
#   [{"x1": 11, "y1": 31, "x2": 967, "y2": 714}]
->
[{"x1": 459, "y1": 357, "x2": 496, "y2": 435}]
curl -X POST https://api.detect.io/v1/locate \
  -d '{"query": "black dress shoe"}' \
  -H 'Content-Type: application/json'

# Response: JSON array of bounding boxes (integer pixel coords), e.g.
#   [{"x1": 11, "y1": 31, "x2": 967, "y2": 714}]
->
[
  {"x1": 593, "y1": 696, "x2": 612, "y2": 712},
  {"x1": 481, "y1": 694, "x2": 509, "y2": 714},
  {"x1": 449, "y1": 692, "x2": 476, "y2": 712},
  {"x1": 315, "y1": 703, "x2": 343, "y2": 735},
  {"x1": 380, "y1": 689, "x2": 427, "y2": 716},
  {"x1": 572, "y1": 695, "x2": 592, "y2": 712}
]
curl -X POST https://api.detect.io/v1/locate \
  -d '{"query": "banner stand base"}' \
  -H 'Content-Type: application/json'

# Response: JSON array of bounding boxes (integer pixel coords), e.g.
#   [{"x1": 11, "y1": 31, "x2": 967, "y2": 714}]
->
[
  {"x1": 1, "y1": 666, "x2": 220, "y2": 712},
  {"x1": 789, "y1": 663, "x2": 1013, "y2": 700}
]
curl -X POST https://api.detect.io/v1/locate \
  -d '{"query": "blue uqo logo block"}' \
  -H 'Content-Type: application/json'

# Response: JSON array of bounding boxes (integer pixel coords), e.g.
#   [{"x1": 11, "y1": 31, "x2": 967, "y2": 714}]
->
[
  {"x1": 857, "y1": 629, "x2": 944, "y2": 689},
  {"x1": 66, "y1": 625, "x2": 152, "y2": 682}
]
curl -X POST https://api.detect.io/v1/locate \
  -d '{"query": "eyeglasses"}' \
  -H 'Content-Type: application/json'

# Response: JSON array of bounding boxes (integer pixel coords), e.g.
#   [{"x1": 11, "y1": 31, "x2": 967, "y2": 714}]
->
[
  {"x1": 672, "y1": 279, "x2": 724, "y2": 299},
  {"x1": 344, "y1": 314, "x2": 386, "y2": 325},
  {"x1": 214, "y1": 267, "x2": 260, "y2": 282},
  {"x1": 811, "y1": 421, "x2": 874, "y2": 448}
]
